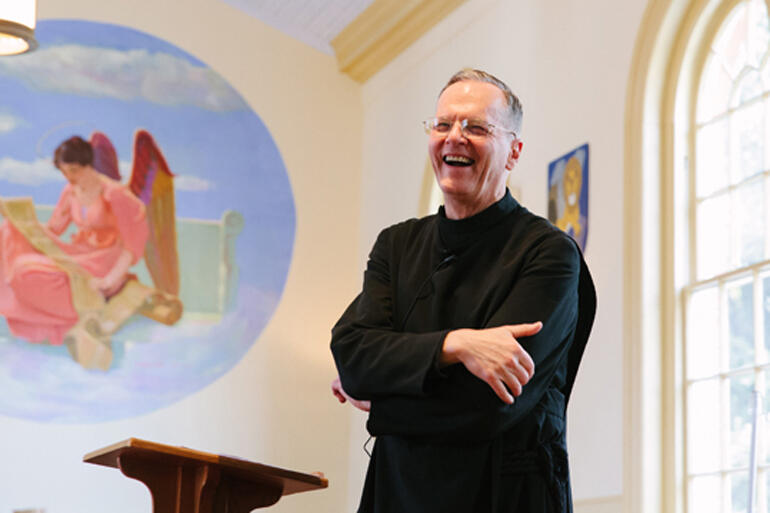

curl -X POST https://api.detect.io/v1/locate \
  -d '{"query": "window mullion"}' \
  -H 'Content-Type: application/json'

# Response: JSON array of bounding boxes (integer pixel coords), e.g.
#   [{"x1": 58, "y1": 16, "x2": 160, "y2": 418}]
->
[
  {"x1": 755, "y1": 271, "x2": 764, "y2": 366},
  {"x1": 765, "y1": 173, "x2": 770, "y2": 259},
  {"x1": 720, "y1": 280, "x2": 729, "y2": 492}
]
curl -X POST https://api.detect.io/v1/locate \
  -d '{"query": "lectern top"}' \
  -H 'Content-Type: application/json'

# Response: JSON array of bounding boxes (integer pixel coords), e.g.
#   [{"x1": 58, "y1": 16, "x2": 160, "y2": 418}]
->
[{"x1": 84, "y1": 437, "x2": 328, "y2": 495}]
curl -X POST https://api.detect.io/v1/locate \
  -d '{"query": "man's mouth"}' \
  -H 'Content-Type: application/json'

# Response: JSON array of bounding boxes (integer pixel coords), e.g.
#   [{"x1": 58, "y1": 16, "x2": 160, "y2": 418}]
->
[{"x1": 443, "y1": 155, "x2": 474, "y2": 167}]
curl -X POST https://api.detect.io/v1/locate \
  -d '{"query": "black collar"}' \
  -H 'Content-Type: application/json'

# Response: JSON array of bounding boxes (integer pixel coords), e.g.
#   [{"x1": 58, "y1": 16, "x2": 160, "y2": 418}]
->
[{"x1": 437, "y1": 189, "x2": 518, "y2": 253}]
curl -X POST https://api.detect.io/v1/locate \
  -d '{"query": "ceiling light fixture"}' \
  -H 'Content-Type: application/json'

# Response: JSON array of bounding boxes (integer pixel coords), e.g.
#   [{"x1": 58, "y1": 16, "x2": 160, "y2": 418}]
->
[{"x1": 0, "y1": 0, "x2": 37, "y2": 56}]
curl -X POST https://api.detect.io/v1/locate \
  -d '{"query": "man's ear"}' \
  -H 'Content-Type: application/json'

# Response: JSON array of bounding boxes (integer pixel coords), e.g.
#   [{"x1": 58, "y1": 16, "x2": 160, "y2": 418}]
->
[{"x1": 506, "y1": 139, "x2": 523, "y2": 170}]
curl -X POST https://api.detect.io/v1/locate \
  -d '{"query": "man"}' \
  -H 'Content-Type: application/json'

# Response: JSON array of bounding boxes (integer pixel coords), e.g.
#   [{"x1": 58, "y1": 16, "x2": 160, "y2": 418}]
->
[{"x1": 331, "y1": 69, "x2": 596, "y2": 513}]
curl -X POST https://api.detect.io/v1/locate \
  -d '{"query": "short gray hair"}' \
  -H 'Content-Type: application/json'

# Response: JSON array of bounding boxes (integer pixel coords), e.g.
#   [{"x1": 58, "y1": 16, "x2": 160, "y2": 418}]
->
[{"x1": 441, "y1": 68, "x2": 523, "y2": 135}]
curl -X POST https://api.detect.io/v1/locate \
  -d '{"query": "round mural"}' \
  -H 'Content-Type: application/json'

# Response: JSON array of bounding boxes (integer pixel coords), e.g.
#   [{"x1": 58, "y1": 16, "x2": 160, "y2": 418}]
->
[{"x1": 0, "y1": 20, "x2": 295, "y2": 422}]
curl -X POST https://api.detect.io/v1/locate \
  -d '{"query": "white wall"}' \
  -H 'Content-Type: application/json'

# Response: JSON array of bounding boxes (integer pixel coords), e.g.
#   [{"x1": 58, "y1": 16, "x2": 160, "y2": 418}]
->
[
  {"x1": 0, "y1": 1, "x2": 363, "y2": 512},
  {"x1": 352, "y1": 0, "x2": 650, "y2": 509}
]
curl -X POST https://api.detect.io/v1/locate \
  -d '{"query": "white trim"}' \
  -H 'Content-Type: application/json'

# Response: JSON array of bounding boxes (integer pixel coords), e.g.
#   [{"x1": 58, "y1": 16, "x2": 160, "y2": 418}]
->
[
  {"x1": 575, "y1": 494, "x2": 623, "y2": 513},
  {"x1": 624, "y1": 2, "x2": 683, "y2": 510},
  {"x1": 576, "y1": 494, "x2": 624, "y2": 506},
  {"x1": 623, "y1": 1, "x2": 731, "y2": 512}
]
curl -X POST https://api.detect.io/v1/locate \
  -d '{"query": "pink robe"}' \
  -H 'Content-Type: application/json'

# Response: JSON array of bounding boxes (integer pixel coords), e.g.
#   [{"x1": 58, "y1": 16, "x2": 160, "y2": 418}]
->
[{"x1": 0, "y1": 180, "x2": 149, "y2": 344}]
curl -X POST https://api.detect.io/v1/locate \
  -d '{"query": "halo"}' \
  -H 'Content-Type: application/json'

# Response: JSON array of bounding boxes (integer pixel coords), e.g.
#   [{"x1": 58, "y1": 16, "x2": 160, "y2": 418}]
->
[{"x1": 35, "y1": 120, "x2": 96, "y2": 159}]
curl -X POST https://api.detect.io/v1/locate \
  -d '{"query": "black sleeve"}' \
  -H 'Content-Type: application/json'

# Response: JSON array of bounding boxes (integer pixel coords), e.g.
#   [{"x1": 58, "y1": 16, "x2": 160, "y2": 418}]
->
[
  {"x1": 330, "y1": 227, "x2": 451, "y2": 400},
  {"x1": 481, "y1": 233, "x2": 581, "y2": 425},
  {"x1": 365, "y1": 233, "x2": 581, "y2": 440}
]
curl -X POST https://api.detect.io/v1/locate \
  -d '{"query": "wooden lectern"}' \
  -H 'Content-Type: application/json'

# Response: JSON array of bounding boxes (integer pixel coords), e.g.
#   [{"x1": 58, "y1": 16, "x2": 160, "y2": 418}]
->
[{"x1": 84, "y1": 438, "x2": 328, "y2": 512}]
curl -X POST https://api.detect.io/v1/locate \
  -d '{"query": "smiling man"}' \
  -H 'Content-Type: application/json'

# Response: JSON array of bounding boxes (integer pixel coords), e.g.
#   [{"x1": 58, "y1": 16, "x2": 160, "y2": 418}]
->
[{"x1": 331, "y1": 69, "x2": 596, "y2": 513}]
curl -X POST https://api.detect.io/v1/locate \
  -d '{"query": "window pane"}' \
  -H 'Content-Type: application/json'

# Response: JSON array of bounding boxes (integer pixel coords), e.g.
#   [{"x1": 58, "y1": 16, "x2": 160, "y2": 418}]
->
[
  {"x1": 713, "y1": 4, "x2": 749, "y2": 80},
  {"x1": 728, "y1": 280, "x2": 755, "y2": 370},
  {"x1": 699, "y1": 55, "x2": 734, "y2": 123},
  {"x1": 689, "y1": 378, "x2": 722, "y2": 473},
  {"x1": 729, "y1": 471, "x2": 750, "y2": 513},
  {"x1": 697, "y1": 119, "x2": 730, "y2": 197},
  {"x1": 762, "y1": 53, "x2": 770, "y2": 90},
  {"x1": 729, "y1": 373, "x2": 754, "y2": 468},
  {"x1": 698, "y1": 193, "x2": 731, "y2": 279},
  {"x1": 731, "y1": 180, "x2": 766, "y2": 268},
  {"x1": 690, "y1": 475, "x2": 722, "y2": 513},
  {"x1": 730, "y1": 70, "x2": 763, "y2": 108},
  {"x1": 688, "y1": 286, "x2": 721, "y2": 378},
  {"x1": 730, "y1": 102, "x2": 765, "y2": 184},
  {"x1": 746, "y1": 0, "x2": 770, "y2": 70}
]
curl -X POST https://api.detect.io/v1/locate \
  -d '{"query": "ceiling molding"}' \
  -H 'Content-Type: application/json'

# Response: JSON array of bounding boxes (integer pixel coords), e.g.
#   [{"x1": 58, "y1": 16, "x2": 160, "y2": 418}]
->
[{"x1": 331, "y1": 0, "x2": 467, "y2": 83}]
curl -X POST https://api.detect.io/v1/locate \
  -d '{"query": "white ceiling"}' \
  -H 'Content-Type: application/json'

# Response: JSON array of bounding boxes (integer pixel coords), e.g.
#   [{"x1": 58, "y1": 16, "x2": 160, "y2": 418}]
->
[{"x1": 220, "y1": 0, "x2": 375, "y2": 55}]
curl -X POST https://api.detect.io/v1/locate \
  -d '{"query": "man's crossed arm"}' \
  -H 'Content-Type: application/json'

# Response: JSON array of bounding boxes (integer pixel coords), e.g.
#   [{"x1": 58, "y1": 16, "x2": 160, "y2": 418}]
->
[{"x1": 332, "y1": 321, "x2": 540, "y2": 410}]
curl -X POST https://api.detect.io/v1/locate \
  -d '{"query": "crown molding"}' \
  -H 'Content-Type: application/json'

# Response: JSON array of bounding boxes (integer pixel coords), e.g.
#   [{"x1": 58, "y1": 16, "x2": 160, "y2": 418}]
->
[{"x1": 331, "y1": 0, "x2": 467, "y2": 83}]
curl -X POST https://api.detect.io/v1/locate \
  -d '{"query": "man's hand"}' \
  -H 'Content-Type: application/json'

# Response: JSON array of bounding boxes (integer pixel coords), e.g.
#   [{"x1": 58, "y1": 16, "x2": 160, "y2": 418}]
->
[
  {"x1": 331, "y1": 376, "x2": 371, "y2": 412},
  {"x1": 440, "y1": 322, "x2": 541, "y2": 404}
]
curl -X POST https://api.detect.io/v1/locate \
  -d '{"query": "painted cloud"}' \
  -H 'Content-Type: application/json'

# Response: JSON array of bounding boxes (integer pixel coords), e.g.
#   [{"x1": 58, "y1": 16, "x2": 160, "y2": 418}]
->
[
  {"x1": 0, "y1": 157, "x2": 63, "y2": 186},
  {"x1": 0, "y1": 45, "x2": 247, "y2": 112},
  {"x1": 0, "y1": 113, "x2": 20, "y2": 134}
]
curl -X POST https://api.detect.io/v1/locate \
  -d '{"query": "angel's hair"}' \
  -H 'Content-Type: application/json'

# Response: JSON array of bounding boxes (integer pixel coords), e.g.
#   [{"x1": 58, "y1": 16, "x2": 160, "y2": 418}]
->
[
  {"x1": 440, "y1": 68, "x2": 522, "y2": 135},
  {"x1": 54, "y1": 136, "x2": 93, "y2": 169}
]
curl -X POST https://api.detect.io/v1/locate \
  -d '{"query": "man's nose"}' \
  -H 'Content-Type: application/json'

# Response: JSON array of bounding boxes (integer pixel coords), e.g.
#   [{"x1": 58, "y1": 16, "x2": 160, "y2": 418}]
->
[{"x1": 446, "y1": 120, "x2": 466, "y2": 141}]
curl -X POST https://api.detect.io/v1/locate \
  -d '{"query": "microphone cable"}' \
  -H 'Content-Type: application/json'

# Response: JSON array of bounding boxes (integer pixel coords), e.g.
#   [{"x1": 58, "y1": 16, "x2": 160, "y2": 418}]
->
[{"x1": 397, "y1": 251, "x2": 456, "y2": 331}]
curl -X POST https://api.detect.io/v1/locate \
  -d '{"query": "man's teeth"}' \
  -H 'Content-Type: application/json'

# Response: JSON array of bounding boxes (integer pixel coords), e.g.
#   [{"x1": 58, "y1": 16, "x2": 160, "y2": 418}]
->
[{"x1": 443, "y1": 155, "x2": 473, "y2": 166}]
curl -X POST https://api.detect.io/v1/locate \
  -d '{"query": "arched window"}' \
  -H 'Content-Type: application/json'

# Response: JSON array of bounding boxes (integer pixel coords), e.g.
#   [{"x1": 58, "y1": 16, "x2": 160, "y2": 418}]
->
[{"x1": 685, "y1": 1, "x2": 770, "y2": 511}]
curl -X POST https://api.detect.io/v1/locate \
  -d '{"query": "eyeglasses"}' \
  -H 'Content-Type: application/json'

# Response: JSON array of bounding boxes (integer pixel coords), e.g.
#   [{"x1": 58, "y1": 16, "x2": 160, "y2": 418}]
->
[{"x1": 422, "y1": 117, "x2": 517, "y2": 139}]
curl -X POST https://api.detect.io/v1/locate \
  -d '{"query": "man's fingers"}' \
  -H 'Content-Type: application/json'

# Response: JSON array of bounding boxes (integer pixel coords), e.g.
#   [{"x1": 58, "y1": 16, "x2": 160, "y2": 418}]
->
[
  {"x1": 519, "y1": 351, "x2": 535, "y2": 379},
  {"x1": 332, "y1": 376, "x2": 371, "y2": 410},
  {"x1": 352, "y1": 399, "x2": 372, "y2": 412},
  {"x1": 508, "y1": 321, "x2": 542, "y2": 338},
  {"x1": 502, "y1": 370, "x2": 523, "y2": 397},
  {"x1": 509, "y1": 361, "x2": 531, "y2": 391},
  {"x1": 331, "y1": 377, "x2": 348, "y2": 403},
  {"x1": 455, "y1": 324, "x2": 543, "y2": 404},
  {"x1": 506, "y1": 323, "x2": 538, "y2": 379},
  {"x1": 489, "y1": 377, "x2": 514, "y2": 404}
]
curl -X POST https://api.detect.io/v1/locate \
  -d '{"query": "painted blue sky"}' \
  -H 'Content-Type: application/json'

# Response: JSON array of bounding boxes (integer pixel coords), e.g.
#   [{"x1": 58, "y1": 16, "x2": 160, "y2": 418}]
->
[{"x1": 0, "y1": 20, "x2": 295, "y2": 292}]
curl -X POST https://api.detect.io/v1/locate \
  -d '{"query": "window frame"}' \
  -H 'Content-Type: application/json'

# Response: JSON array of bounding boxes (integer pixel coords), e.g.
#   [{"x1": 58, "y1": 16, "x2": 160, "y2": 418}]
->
[
  {"x1": 622, "y1": 1, "x2": 770, "y2": 513},
  {"x1": 682, "y1": 1, "x2": 770, "y2": 511}
]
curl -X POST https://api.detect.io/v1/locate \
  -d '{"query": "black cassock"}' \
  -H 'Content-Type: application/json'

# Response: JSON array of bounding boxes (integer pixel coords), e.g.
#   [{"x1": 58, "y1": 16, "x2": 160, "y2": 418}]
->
[{"x1": 331, "y1": 191, "x2": 596, "y2": 513}]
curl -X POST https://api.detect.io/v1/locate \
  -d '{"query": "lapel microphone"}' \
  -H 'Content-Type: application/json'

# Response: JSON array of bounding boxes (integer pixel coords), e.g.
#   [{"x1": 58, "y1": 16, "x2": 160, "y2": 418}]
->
[{"x1": 398, "y1": 250, "x2": 457, "y2": 331}]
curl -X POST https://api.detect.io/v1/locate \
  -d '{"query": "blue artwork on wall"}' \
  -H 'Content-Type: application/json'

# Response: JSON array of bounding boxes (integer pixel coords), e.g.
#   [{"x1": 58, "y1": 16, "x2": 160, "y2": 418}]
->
[
  {"x1": 0, "y1": 20, "x2": 295, "y2": 422},
  {"x1": 548, "y1": 143, "x2": 589, "y2": 251}
]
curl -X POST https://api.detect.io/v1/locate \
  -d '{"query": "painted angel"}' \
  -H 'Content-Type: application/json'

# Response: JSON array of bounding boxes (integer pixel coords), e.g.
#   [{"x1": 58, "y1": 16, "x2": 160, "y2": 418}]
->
[{"x1": 0, "y1": 130, "x2": 182, "y2": 369}]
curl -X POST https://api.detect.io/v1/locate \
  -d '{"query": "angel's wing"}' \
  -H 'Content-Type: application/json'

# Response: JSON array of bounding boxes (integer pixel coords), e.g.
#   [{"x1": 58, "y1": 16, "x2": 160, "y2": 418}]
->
[
  {"x1": 89, "y1": 131, "x2": 121, "y2": 181},
  {"x1": 128, "y1": 130, "x2": 180, "y2": 296}
]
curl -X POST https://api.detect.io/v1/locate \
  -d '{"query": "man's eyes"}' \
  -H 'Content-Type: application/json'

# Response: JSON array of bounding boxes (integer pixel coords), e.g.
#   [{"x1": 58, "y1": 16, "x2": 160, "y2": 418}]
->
[
  {"x1": 466, "y1": 123, "x2": 490, "y2": 136},
  {"x1": 432, "y1": 119, "x2": 491, "y2": 136}
]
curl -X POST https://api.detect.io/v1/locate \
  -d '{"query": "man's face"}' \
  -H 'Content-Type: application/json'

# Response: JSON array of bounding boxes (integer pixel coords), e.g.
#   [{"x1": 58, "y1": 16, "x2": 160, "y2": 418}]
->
[{"x1": 429, "y1": 81, "x2": 521, "y2": 208}]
